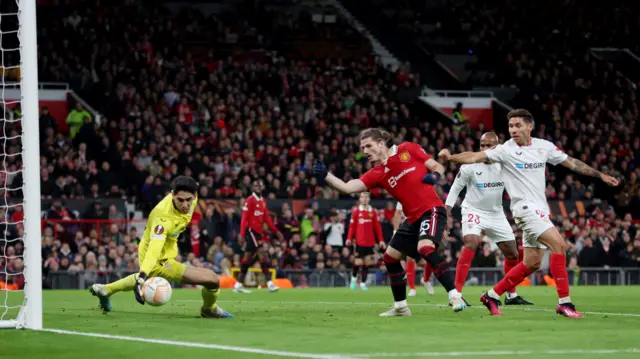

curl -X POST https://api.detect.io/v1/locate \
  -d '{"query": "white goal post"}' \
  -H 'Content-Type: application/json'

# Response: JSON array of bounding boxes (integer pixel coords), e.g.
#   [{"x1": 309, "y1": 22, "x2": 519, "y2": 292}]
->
[{"x1": 0, "y1": 0, "x2": 42, "y2": 329}]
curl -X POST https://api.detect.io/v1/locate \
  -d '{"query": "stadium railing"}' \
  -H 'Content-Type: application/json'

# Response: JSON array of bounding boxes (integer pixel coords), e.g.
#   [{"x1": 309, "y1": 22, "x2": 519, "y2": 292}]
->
[{"x1": 44, "y1": 268, "x2": 640, "y2": 290}]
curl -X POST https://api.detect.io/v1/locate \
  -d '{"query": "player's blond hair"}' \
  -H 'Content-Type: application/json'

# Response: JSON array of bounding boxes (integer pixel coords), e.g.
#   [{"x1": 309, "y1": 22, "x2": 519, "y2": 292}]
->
[{"x1": 359, "y1": 128, "x2": 391, "y2": 146}]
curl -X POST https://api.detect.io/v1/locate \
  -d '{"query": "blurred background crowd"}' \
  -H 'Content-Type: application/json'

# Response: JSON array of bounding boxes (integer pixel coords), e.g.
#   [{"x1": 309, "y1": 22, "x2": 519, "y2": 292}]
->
[{"x1": 1, "y1": 0, "x2": 639, "y2": 289}]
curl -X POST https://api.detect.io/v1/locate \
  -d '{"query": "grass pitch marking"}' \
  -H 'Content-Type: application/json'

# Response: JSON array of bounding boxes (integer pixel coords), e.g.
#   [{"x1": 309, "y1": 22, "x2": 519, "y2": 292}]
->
[
  {"x1": 350, "y1": 348, "x2": 640, "y2": 357},
  {"x1": 40, "y1": 328, "x2": 349, "y2": 359},
  {"x1": 179, "y1": 299, "x2": 640, "y2": 318},
  {"x1": 39, "y1": 328, "x2": 639, "y2": 358}
]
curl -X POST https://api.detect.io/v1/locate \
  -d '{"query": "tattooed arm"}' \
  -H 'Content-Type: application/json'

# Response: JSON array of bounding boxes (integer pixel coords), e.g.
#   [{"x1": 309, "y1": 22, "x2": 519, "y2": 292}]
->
[
  {"x1": 560, "y1": 157, "x2": 619, "y2": 186},
  {"x1": 560, "y1": 157, "x2": 601, "y2": 177}
]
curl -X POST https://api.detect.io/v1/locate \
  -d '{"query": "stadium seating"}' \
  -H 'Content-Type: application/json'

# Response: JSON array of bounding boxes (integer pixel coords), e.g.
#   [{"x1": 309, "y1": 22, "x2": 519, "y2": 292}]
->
[{"x1": 1, "y1": 1, "x2": 639, "y2": 290}]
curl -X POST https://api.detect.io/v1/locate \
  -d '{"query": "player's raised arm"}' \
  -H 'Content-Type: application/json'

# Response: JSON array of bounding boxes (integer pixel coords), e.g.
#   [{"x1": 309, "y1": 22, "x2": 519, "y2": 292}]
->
[
  {"x1": 559, "y1": 157, "x2": 619, "y2": 186},
  {"x1": 313, "y1": 161, "x2": 368, "y2": 194},
  {"x1": 438, "y1": 149, "x2": 489, "y2": 164}
]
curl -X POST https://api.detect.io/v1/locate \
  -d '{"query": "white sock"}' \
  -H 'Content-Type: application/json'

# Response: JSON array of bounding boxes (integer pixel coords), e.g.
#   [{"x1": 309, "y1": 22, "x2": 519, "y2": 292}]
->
[
  {"x1": 267, "y1": 280, "x2": 274, "y2": 287},
  {"x1": 447, "y1": 289, "x2": 461, "y2": 299},
  {"x1": 394, "y1": 300, "x2": 408, "y2": 309},
  {"x1": 558, "y1": 296, "x2": 571, "y2": 305},
  {"x1": 488, "y1": 289, "x2": 500, "y2": 300},
  {"x1": 234, "y1": 282, "x2": 243, "y2": 289},
  {"x1": 506, "y1": 292, "x2": 518, "y2": 300},
  {"x1": 351, "y1": 276, "x2": 357, "y2": 281}
]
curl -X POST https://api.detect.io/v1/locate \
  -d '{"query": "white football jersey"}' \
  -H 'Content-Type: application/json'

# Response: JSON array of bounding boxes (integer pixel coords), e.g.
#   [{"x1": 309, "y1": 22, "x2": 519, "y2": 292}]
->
[
  {"x1": 445, "y1": 162, "x2": 505, "y2": 213},
  {"x1": 484, "y1": 138, "x2": 567, "y2": 215}
]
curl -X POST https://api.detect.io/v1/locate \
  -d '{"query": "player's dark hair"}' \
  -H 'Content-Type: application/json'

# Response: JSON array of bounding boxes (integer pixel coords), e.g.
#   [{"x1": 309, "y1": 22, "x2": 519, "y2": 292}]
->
[
  {"x1": 507, "y1": 109, "x2": 534, "y2": 124},
  {"x1": 359, "y1": 128, "x2": 391, "y2": 146},
  {"x1": 171, "y1": 176, "x2": 199, "y2": 194}
]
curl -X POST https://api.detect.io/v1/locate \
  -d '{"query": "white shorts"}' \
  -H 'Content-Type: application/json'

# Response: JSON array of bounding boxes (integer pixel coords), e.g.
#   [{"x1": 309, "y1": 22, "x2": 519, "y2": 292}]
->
[
  {"x1": 512, "y1": 204, "x2": 553, "y2": 249},
  {"x1": 460, "y1": 209, "x2": 515, "y2": 243}
]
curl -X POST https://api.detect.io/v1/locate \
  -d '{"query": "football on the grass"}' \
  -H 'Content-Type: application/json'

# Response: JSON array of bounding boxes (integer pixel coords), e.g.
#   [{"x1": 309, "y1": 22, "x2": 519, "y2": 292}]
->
[{"x1": 142, "y1": 277, "x2": 172, "y2": 306}]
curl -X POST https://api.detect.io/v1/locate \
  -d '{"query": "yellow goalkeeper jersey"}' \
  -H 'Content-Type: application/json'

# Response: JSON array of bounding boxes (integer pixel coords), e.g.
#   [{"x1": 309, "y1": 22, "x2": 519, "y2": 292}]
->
[{"x1": 138, "y1": 193, "x2": 197, "y2": 274}]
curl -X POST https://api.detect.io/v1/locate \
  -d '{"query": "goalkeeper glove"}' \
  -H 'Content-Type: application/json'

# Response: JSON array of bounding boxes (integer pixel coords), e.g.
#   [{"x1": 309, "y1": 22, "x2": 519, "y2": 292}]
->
[
  {"x1": 422, "y1": 172, "x2": 441, "y2": 185},
  {"x1": 312, "y1": 161, "x2": 328, "y2": 179},
  {"x1": 133, "y1": 272, "x2": 148, "y2": 305}
]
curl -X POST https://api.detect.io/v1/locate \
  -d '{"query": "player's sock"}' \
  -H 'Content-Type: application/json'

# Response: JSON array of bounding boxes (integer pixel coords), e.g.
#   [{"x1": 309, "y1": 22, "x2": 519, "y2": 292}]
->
[
  {"x1": 455, "y1": 247, "x2": 475, "y2": 292},
  {"x1": 259, "y1": 259, "x2": 271, "y2": 277},
  {"x1": 492, "y1": 262, "x2": 533, "y2": 297},
  {"x1": 361, "y1": 265, "x2": 369, "y2": 284},
  {"x1": 504, "y1": 259, "x2": 519, "y2": 296},
  {"x1": 201, "y1": 286, "x2": 220, "y2": 311},
  {"x1": 237, "y1": 258, "x2": 251, "y2": 284},
  {"x1": 383, "y1": 253, "x2": 407, "y2": 305},
  {"x1": 418, "y1": 246, "x2": 456, "y2": 293},
  {"x1": 104, "y1": 274, "x2": 137, "y2": 296},
  {"x1": 423, "y1": 263, "x2": 433, "y2": 283},
  {"x1": 406, "y1": 260, "x2": 416, "y2": 290},
  {"x1": 550, "y1": 253, "x2": 571, "y2": 304},
  {"x1": 352, "y1": 265, "x2": 360, "y2": 280}
]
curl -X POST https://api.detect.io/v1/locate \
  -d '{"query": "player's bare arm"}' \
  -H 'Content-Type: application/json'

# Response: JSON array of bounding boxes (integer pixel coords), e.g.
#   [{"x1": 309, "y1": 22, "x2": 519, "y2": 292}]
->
[
  {"x1": 392, "y1": 208, "x2": 403, "y2": 232},
  {"x1": 425, "y1": 158, "x2": 445, "y2": 176},
  {"x1": 324, "y1": 172, "x2": 368, "y2": 194},
  {"x1": 559, "y1": 157, "x2": 619, "y2": 186},
  {"x1": 438, "y1": 149, "x2": 488, "y2": 164}
]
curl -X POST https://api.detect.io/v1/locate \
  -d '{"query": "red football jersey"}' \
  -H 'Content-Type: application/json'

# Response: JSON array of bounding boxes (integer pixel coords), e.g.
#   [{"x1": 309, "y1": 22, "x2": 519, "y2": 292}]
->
[
  {"x1": 240, "y1": 193, "x2": 280, "y2": 237},
  {"x1": 346, "y1": 205, "x2": 384, "y2": 247},
  {"x1": 360, "y1": 142, "x2": 443, "y2": 223}
]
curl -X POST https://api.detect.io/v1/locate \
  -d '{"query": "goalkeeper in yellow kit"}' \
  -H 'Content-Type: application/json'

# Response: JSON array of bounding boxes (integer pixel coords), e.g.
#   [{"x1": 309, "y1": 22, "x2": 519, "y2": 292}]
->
[{"x1": 90, "y1": 176, "x2": 233, "y2": 318}]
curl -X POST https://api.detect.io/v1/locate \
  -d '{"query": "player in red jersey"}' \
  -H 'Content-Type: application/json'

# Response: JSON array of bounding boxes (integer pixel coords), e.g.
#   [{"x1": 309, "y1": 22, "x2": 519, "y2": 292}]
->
[
  {"x1": 393, "y1": 203, "x2": 434, "y2": 297},
  {"x1": 313, "y1": 128, "x2": 466, "y2": 316},
  {"x1": 347, "y1": 192, "x2": 385, "y2": 291},
  {"x1": 235, "y1": 179, "x2": 284, "y2": 294}
]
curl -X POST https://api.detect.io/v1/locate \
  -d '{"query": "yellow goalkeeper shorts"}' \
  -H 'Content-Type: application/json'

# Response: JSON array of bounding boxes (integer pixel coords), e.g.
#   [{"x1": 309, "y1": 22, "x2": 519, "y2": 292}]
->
[{"x1": 145, "y1": 259, "x2": 187, "y2": 283}]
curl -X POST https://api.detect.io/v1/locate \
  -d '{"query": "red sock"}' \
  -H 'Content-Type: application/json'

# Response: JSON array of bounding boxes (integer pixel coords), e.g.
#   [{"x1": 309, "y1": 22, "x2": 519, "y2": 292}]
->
[
  {"x1": 493, "y1": 262, "x2": 533, "y2": 296},
  {"x1": 550, "y1": 254, "x2": 570, "y2": 300},
  {"x1": 504, "y1": 259, "x2": 519, "y2": 294},
  {"x1": 518, "y1": 247, "x2": 524, "y2": 261},
  {"x1": 455, "y1": 247, "x2": 475, "y2": 292},
  {"x1": 406, "y1": 260, "x2": 416, "y2": 290},
  {"x1": 423, "y1": 263, "x2": 432, "y2": 282}
]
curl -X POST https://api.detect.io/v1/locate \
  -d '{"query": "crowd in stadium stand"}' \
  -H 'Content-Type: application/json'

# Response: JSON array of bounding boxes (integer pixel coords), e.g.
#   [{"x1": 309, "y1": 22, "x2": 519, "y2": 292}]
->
[{"x1": 2, "y1": 0, "x2": 640, "y2": 290}]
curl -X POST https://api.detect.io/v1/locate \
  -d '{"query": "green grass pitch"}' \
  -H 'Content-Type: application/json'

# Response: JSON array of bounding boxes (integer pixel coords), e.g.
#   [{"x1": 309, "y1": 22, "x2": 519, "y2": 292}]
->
[{"x1": 1, "y1": 286, "x2": 639, "y2": 359}]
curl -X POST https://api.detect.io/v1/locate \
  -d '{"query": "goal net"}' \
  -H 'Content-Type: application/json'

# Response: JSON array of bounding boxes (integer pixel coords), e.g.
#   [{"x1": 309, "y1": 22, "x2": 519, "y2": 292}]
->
[{"x1": 0, "y1": 0, "x2": 42, "y2": 329}]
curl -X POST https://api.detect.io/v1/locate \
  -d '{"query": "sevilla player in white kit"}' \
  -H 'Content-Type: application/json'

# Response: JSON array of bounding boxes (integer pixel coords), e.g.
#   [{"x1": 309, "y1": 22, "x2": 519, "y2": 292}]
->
[
  {"x1": 313, "y1": 128, "x2": 466, "y2": 316},
  {"x1": 446, "y1": 132, "x2": 532, "y2": 305},
  {"x1": 439, "y1": 109, "x2": 619, "y2": 318}
]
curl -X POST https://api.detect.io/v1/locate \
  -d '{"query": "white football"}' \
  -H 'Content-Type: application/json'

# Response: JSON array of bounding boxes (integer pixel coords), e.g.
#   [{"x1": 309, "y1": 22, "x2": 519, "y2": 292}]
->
[{"x1": 141, "y1": 277, "x2": 172, "y2": 306}]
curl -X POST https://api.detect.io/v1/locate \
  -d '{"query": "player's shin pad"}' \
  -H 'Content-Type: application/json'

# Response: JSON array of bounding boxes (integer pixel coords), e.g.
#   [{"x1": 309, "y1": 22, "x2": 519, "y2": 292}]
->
[
  {"x1": 104, "y1": 273, "x2": 138, "y2": 296},
  {"x1": 383, "y1": 253, "x2": 406, "y2": 302},
  {"x1": 418, "y1": 246, "x2": 455, "y2": 292},
  {"x1": 201, "y1": 287, "x2": 220, "y2": 310}
]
